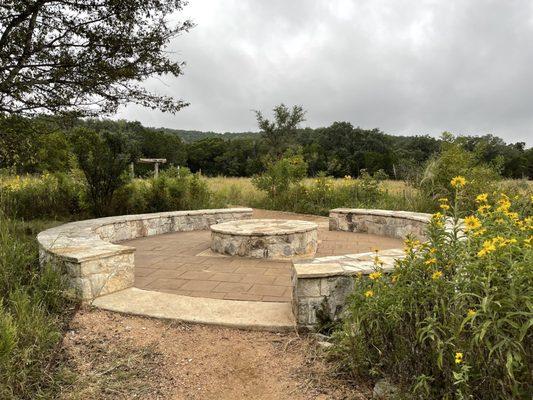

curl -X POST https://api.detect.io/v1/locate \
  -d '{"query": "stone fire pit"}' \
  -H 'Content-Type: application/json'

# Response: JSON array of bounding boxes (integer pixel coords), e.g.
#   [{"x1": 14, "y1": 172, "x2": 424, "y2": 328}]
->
[{"x1": 210, "y1": 219, "x2": 318, "y2": 259}]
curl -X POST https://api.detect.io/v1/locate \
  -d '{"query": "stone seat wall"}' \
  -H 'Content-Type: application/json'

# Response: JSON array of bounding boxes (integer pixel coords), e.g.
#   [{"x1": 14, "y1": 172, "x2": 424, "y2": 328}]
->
[
  {"x1": 293, "y1": 208, "x2": 453, "y2": 330},
  {"x1": 38, "y1": 208, "x2": 253, "y2": 300}
]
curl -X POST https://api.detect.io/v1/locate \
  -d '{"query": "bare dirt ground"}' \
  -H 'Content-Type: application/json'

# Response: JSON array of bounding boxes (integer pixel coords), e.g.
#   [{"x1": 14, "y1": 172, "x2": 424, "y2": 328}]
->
[{"x1": 55, "y1": 307, "x2": 370, "y2": 400}]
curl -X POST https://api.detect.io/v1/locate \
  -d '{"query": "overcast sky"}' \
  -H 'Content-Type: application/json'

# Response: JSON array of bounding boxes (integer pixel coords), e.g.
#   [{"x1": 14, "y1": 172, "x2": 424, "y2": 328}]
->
[{"x1": 116, "y1": 0, "x2": 533, "y2": 145}]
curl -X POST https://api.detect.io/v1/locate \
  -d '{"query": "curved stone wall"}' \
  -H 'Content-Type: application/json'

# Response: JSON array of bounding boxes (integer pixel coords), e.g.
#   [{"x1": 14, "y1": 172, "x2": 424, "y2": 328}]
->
[
  {"x1": 293, "y1": 208, "x2": 439, "y2": 329},
  {"x1": 329, "y1": 208, "x2": 431, "y2": 240},
  {"x1": 38, "y1": 208, "x2": 253, "y2": 300}
]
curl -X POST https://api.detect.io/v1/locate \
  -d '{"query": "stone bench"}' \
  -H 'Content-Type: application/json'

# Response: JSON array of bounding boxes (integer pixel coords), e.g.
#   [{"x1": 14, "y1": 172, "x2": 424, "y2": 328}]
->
[
  {"x1": 292, "y1": 208, "x2": 438, "y2": 330},
  {"x1": 38, "y1": 208, "x2": 253, "y2": 300}
]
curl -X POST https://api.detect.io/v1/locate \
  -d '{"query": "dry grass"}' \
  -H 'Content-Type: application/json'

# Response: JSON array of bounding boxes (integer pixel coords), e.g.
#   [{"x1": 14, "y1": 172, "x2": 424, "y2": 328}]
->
[{"x1": 207, "y1": 177, "x2": 531, "y2": 194}]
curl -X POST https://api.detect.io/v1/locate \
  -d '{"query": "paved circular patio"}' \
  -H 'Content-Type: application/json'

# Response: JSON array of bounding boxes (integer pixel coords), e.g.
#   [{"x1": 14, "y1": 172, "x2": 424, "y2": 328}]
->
[{"x1": 123, "y1": 209, "x2": 403, "y2": 303}]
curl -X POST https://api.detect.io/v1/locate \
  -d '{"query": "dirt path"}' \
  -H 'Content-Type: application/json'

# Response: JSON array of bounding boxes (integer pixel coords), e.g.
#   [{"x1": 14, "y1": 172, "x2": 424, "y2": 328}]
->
[{"x1": 56, "y1": 308, "x2": 369, "y2": 400}]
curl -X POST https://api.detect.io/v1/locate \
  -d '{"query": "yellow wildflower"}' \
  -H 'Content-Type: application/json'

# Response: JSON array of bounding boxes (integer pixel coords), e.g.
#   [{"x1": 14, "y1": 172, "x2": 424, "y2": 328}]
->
[
  {"x1": 477, "y1": 240, "x2": 496, "y2": 257},
  {"x1": 455, "y1": 352, "x2": 463, "y2": 364},
  {"x1": 391, "y1": 275, "x2": 398, "y2": 283},
  {"x1": 505, "y1": 211, "x2": 519, "y2": 221},
  {"x1": 525, "y1": 236, "x2": 532, "y2": 248},
  {"x1": 464, "y1": 215, "x2": 481, "y2": 231},
  {"x1": 476, "y1": 193, "x2": 488, "y2": 203},
  {"x1": 467, "y1": 309, "x2": 476, "y2": 317},
  {"x1": 431, "y1": 270, "x2": 443, "y2": 280},
  {"x1": 369, "y1": 271, "x2": 382, "y2": 280},
  {"x1": 472, "y1": 228, "x2": 486, "y2": 237},
  {"x1": 496, "y1": 198, "x2": 511, "y2": 212},
  {"x1": 364, "y1": 290, "x2": 374, "y2": 298},
  {"x1": 429, "y1": 248, "x2": 437, "y2": 254},
  {"x1": 477, "y1": 204, "x2": 491, "y2": 214},
  {"x1": 432, "y1": 212, "x2": 444, "y2": 228},
  {"x1": 425, "y1": 258, "x2": 437, "y2": 265},
  {"x1": 450, "y1": 176, "x2": 467, "y2": 188},
  {"x1": 438, "y1": 198, "x2": 448, "y2": 203},
  {"x1": 440, "y1": 203, "x2": 450, "y2": 211},
  {"x1": 344, "y1": 175, "x2": 351, "y2": 180}
]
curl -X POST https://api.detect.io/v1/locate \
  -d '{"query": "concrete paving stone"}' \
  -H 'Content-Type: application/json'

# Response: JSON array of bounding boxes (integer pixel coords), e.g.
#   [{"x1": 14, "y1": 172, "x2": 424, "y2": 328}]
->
[
  {"x1": 273, "y1": 276, "x2": 291, "y2": 286},
  {"x1": 262, "y1": 296, "x2": 290, "y2": 302},
  {"x1": 134, "y1": 267, "x2": 157, "y2": 277},
  {"x1": 223, "y1": 292, "x2": 263, "y2": 301},
  {"x1": 134, "y1": 276, "x2": 158, "y2": 287},
  {"x1": 234, "y1": 266, "x2": 270, "y2": 275},
  {"x1": 202, "y1": 264, "x2": 239, "y2": 273},
  {"x1": 179, "y1": 280, "x2": 220, "y2": 291},
  {"x1": 145, "y1": 278, "x2": 187, "y2": 291},
  {"x1": 179, "y1": 270, "x2": 214, "y2": 280},
  {"x1": 264, "y1": 268, "x2": 291, "y2": 277},
  {"x1": 212, "y1": 282, "x2": 253, "y2": 293},
  {"x1": 240, "y1": 274, "x2": 277, "y2": 285},
  {"x1": 148, "y1": 269, "x2": 187, "y2": 279},
  {"x1": 188, "y1": 291, "x2": 227, "y2": 299},
  {"x1": 229, "y1": 258, "x2": 261, "y2": 267},
  {"x1": 208, "y1": 273, "x2": 244, "y2": 283},
  {"x1": 248, "y1": 284, "x2": 286, "y2": 297}
]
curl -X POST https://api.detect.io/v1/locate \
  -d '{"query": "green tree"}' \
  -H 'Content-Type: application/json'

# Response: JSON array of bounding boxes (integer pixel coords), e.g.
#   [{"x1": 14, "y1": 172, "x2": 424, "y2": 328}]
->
[
  {"x1": 71, "y1": 128, "x2": 137, "y2": 216},
  {"x1": 255, "y1": 104, "x2": 306, "y2": 158},
  {"x1": 0, "y1": 0, "x2": 192, "y2": 116}
]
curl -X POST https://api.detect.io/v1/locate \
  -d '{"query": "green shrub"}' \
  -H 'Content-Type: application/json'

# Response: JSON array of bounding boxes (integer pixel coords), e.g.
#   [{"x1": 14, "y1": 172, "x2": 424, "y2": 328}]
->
[
  {"x1": 252, "y1": 154, "x2": 308, "y2": 208},
  {"x1": 333, "y1": 179, "x2": 532, "y2": 399},
  {"x1": 111, "y1": 167, "x2": 212, "y2": 214},
  {"x1": 419, "y1": 138, "x2": 501, "y2": 212}
]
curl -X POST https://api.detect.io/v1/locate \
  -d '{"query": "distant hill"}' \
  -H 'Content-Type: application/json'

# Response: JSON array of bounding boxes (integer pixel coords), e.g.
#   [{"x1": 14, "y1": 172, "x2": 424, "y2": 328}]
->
[{"x1": 148, "y1": 127, "x2": 260, "y2": 142}]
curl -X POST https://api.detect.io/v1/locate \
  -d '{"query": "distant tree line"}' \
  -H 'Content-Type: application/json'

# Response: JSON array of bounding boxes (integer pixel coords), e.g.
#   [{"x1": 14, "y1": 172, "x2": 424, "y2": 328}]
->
[{"x1": 0, "y1": 112, "x2": 531, "y2": 180}]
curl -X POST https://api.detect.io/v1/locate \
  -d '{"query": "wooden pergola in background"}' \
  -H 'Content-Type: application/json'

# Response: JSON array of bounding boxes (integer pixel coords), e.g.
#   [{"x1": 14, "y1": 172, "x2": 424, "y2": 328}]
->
[{"x1": 130, "y1": 158, "x2": 167, "y2": 178}]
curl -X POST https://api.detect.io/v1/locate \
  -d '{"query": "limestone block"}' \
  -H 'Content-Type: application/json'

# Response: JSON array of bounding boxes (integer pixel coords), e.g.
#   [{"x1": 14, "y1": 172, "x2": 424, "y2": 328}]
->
[{"x1": 297, "y1": 278, "x2": 321, "y2": 297}]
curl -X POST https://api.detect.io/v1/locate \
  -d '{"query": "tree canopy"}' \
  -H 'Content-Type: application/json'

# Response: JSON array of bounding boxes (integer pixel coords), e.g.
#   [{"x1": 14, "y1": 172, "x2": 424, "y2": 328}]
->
[{"x1": 0, "y1": 0, "x2": 192, "y2": 116}]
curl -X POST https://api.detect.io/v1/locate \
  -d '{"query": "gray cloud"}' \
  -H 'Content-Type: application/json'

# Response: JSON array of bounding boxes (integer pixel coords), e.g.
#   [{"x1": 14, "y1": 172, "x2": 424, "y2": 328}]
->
[{"x1": 116, "y1": 0, "x2": 533, "y2": 145}]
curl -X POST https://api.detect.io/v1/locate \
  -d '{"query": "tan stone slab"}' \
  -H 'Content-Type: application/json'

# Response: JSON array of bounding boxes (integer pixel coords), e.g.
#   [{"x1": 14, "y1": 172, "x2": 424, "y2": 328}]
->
[
  {"x1": 179, "y1": 270, "x2": 214, "y2": 280},
  {"x1": 212, "y1": 282, "x2": 253, "y2": 293},
  {"x1": 240, "y1": 274, "x2": 277, "y2": 285},
  {"x1": 92, "y1": 288, "x2": 295, "y2": 331},
  {"x1": 180, "y1": 280, "x2": 219, "y2": 291},
  {"x1": 248, "y1": 284, "x2": 286, "y2": 297},
  {"x1": 208, "y1": 273, "x2": 243, "y2": 283},
  {"x1": 223, "y1": 293, "x2": 263, "y2": 301}
]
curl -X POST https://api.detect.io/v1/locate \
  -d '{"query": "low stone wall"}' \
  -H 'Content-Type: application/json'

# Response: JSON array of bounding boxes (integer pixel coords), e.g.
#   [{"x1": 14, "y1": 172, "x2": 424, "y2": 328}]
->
[
  {"x1": 329, "y1": 208, "x2": 431, "y2": 240},
  {"x1": 38, "y1": 208, "x2": 253, "y2": 300},
  {"x1": 293, "y1": 208, "x2": 437, "y2": 330}
]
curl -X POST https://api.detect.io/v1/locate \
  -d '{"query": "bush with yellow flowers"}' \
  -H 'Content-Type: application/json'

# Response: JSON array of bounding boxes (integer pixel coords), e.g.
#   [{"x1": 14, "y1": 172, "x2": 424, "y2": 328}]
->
[
  {"x1": 0, "y1": 172, "x2": 83, "y2": 219},
  {"x1": 334, "y1": 176, "x2": 532, "y2": 399}
]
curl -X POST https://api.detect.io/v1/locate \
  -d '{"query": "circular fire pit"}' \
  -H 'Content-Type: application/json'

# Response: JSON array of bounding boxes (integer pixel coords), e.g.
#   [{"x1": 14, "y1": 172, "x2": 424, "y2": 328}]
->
[{"x1": 210, "y1": 219, "x2": 318, "y2": 259}]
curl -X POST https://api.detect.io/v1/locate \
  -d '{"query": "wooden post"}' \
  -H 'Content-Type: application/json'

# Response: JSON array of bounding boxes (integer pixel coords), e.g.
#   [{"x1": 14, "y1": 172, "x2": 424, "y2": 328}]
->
[
  {"x1": 130, "y1": 162, "x2": 134, "y2": 178},
  {"x1": 137, "y1": 158, "x2": 167, "y2": 178}
]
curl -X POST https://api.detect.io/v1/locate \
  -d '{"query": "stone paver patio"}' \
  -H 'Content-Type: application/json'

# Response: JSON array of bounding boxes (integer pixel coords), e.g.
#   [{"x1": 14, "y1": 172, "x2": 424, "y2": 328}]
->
[{"x1": 124, "y1": 210, "x2": 403, "y2": 303}]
